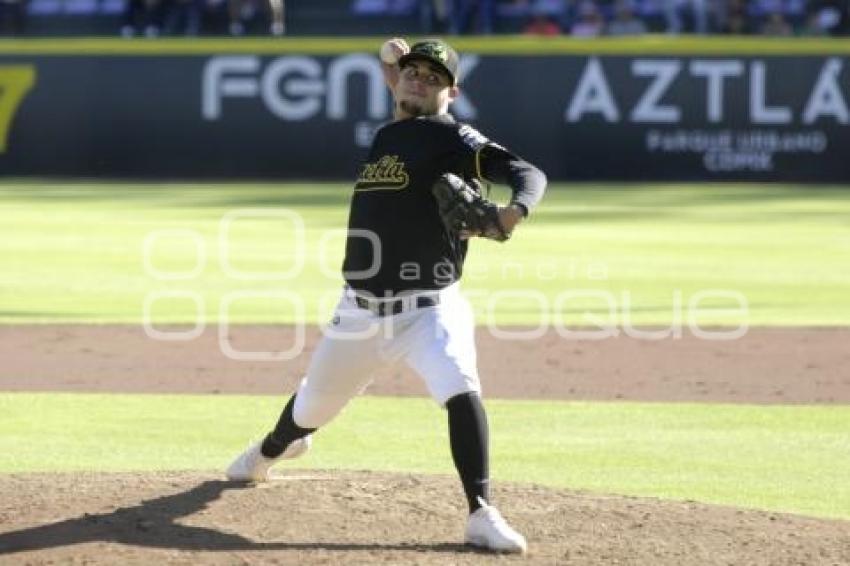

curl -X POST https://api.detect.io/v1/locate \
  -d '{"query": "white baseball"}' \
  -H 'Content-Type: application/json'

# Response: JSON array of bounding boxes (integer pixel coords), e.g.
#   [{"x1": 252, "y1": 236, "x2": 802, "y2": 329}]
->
[{"x1": 379, "y1": 39, "x2": 404, "y2": 65}]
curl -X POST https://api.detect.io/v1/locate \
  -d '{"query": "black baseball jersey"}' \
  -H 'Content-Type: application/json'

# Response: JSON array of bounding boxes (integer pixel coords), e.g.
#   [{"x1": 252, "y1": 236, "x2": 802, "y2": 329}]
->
[{"x1": 342, "y1": 113, "x2": 546, "y2": 297}]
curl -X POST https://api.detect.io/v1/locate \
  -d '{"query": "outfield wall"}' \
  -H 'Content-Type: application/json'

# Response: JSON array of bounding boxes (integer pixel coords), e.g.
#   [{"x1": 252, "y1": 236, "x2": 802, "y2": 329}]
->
[{"x1": 1, "y1": 37, "x2": 849, "y2": 182}]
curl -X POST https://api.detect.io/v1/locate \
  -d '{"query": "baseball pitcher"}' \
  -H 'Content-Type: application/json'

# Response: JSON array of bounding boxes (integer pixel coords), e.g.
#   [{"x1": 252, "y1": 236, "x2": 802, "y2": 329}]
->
[{"x1": 227, "y1": 37, "x2": 547, "y2": 554}]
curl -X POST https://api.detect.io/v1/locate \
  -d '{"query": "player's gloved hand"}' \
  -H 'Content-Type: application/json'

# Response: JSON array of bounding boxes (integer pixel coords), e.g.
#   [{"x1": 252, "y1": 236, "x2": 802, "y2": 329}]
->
[
  {"x1": 431, "y1": 173, "x2": 513, "y2": 242},
  {"x1": 459, "y1": 205, "x2": 524, "y2": 240}
]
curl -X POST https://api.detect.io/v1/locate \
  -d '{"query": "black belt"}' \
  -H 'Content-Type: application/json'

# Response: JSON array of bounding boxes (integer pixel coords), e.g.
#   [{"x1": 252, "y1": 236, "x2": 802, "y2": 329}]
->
[{"x1": 353, "y1": 295, "x2": 440, "y2": 317}]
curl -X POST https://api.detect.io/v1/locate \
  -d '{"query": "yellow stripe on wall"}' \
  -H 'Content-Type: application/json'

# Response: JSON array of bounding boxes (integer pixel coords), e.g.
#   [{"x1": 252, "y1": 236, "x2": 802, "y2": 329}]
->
[{"x1": 1, "y1": 36, "x2": 849, "y2": 56}]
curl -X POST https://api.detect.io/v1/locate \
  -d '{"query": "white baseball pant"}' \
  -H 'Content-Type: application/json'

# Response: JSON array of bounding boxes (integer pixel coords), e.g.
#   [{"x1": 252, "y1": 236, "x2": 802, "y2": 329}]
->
[{"x1": 292, "y1": 282, "x2": 481, "y2": 429}]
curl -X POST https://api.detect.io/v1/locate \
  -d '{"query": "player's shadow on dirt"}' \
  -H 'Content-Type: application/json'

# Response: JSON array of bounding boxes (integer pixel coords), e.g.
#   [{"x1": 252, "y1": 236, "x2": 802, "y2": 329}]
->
[{"x1": 0, "y1": 480, "x2": 473, "y2": 556}]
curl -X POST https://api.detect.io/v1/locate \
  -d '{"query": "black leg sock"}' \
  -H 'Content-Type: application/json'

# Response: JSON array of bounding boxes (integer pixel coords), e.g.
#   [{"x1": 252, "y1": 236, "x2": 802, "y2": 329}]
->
[
  {"x1": 261, "y1": 394, "x2": 316, "y2": 458},
  {"x1": 446, "y1": 392, "x2": 490, "y2": 514}
]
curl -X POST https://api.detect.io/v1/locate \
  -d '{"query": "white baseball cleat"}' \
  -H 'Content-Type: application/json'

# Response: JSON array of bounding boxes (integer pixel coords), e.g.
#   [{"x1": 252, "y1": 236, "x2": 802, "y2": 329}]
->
[
  {"x1": 226, "y1": 435, "x2": 311, "y2": 482},
  {"x1": 465, "y1": 498, "x2": 527, "y2": 554}
]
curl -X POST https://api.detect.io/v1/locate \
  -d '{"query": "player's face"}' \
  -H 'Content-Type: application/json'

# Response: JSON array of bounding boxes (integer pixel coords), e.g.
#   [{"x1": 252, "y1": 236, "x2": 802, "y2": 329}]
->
[{"x1": 396, "y1": 60, "x2": 458, "y2": 117}]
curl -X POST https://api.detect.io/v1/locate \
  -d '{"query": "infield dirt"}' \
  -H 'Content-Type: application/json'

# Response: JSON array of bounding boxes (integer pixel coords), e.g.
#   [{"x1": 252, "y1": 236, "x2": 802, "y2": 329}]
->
[{"x1": 2, "y1": 325, "x2": 849, "y2": 403}]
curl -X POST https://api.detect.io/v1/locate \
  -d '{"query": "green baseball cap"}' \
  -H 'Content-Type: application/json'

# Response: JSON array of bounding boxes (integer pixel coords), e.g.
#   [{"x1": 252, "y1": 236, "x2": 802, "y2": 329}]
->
[{"x1": 398, "y1": 39, "x2": 459, "y2": 86}]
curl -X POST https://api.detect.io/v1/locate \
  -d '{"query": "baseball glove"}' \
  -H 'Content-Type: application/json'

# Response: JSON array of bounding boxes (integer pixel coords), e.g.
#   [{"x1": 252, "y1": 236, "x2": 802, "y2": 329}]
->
[{"x1": 431, "y1": 173, "x2": 511, "y2": 242}]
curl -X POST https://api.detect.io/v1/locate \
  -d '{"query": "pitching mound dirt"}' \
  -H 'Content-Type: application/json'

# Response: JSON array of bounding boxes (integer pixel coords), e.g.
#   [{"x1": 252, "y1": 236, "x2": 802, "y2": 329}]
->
[{"x1": 1, "y1": 471, "x2": 848, "y2": 565}]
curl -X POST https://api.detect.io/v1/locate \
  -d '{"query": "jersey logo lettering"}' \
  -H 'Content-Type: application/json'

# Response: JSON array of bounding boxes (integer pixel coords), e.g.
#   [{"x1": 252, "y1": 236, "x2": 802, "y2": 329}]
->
[{"x1": 355, "y1": 155, "x2": 410, "y2": 191}]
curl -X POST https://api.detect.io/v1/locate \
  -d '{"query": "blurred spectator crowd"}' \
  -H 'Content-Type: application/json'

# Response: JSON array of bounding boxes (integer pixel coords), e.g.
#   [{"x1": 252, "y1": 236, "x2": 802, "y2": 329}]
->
[
  {"x1": 1, "y1": 0, "x2": 848, "y2": 37},
  {"x1": 0, "y1": 0, "x2": 286, "y2": 35},
  {"x1": 420, "y1": 0, "x2": 850, "y2": 36}
]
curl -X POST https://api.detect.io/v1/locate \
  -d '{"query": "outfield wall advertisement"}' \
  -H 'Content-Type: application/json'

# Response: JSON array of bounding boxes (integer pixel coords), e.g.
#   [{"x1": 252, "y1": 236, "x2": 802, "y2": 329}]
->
[{"x1": 1, "y1": 40, "x2": 848, "y2": 181}]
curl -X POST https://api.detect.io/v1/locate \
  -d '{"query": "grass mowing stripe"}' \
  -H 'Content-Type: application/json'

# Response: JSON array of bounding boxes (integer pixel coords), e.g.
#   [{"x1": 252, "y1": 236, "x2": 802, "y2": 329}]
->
[
  {"x1": 2, "y1": 183, "x2": 850, "y2": 325},
  {"x1": 1, "y1": 393, "x2": 847, "y2": 520}
]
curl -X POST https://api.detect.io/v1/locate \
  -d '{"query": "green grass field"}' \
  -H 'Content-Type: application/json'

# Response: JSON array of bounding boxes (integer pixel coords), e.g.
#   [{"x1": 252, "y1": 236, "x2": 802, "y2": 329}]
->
[
  {"x1": 1, "y1": 182, "x2": 849, "y2": 522},
  {"x1": 2, "y1": 182, "x2": 849, "y2": 325}
]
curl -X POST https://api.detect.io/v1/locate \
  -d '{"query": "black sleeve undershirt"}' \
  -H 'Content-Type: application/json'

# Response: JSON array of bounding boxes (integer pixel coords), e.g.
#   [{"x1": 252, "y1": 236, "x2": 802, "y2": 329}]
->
[{"x1": 476, "y1": 144, "x2": 547, "y2": 217}]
